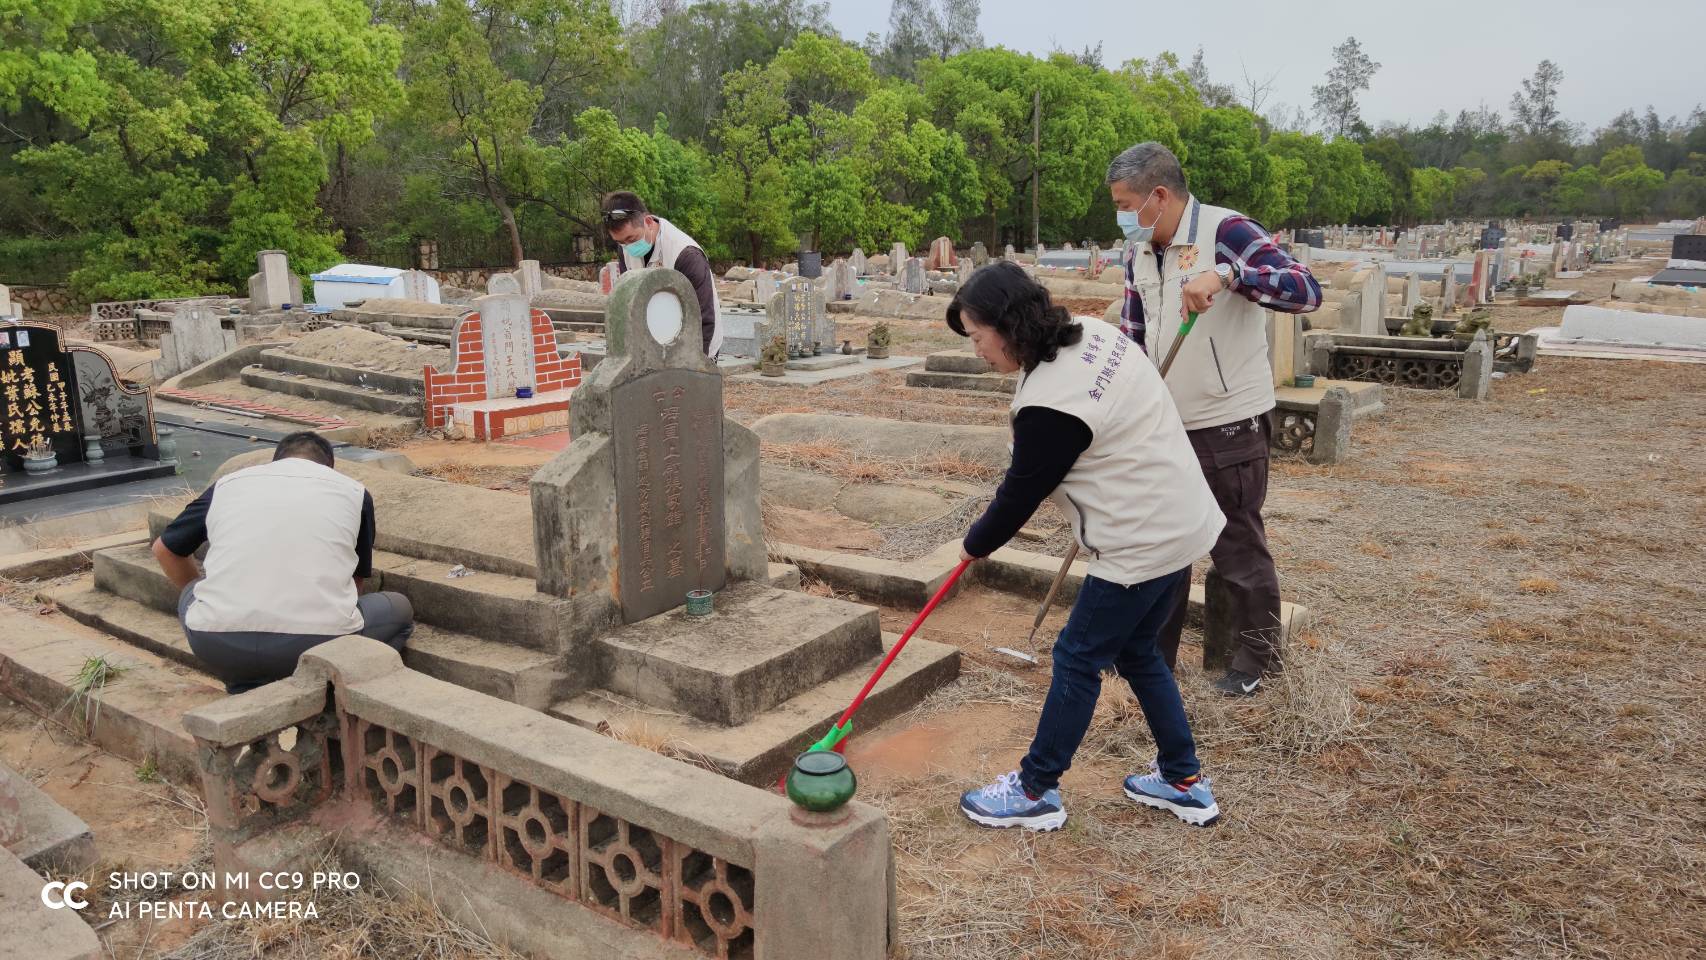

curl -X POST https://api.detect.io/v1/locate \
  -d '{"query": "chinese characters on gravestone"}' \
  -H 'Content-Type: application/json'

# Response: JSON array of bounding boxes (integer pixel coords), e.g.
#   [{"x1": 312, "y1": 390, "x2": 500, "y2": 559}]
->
[
  {"x1": 611, "y1": 367, "x2": 725, "y2": 622},
  {"x1": 1, "y1": 325, "x2": 77, "y2": 467},
  {"x1": 478, "y1": 293, "x2": 536, "y2": 398},
  {"x1": 779, "y1": 277, "x2": 815, "y2": 356}
]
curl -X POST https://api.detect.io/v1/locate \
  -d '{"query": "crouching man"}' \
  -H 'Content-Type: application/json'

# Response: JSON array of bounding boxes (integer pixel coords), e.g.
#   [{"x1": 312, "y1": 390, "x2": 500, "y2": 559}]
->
[{"x1": 151, "y1": 432, "x2": 414, "y2": 694}]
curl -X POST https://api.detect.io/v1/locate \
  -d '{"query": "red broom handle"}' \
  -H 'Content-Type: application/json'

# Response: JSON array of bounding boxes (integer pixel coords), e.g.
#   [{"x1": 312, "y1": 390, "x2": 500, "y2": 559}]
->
[{"x1": 831, "y1": 559, "x2": 971, "y2": 749}]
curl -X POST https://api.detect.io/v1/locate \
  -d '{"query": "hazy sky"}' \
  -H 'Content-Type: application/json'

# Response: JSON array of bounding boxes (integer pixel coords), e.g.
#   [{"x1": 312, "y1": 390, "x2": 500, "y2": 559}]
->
[{"x1": 821, "y1": 0, "x2": 1706, "y2": 133}]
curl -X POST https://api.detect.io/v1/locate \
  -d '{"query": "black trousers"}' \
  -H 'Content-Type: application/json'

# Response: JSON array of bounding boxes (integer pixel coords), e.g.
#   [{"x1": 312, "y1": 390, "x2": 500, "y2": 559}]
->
[
  {"x1": 1159, "y1": 413, "x2": 1284, "y2": 676},
  {"x1": 180, "y1": 582, "x2": 414, "y2": 694}
]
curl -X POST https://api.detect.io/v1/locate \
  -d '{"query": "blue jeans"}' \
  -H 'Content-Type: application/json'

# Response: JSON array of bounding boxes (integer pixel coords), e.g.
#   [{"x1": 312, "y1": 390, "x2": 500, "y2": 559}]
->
[{"x1": 1020, "y1": 568, "x2": 1201, "y2": 794}]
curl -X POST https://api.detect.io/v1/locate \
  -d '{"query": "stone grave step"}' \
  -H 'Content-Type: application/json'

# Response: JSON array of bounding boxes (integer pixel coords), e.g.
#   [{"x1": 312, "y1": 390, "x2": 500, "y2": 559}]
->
[
  {"x1": 923, "y1": 350, "x2": 993, "y2": 374},
  {"x1": 0, "y1": 605, "x2": 222, "y2": 786},
  {"x1": 258, "y1": 348, "x2": 424, "y2": 396},
  {"x1": 594, "y1": 581, "x2": 881, "y2": 727},
  {"x1": 551, "y1": 632, "x2": 961, "y2": 785},
  {"x1": 0, "y1": 760, "x2": 96, "y2": 872},
  {"x1": 49, "y1": 578, "x2": 569, "y2": 711},
  {"x1": 2, "y1": 846, "x2": 104, "y2": 960},
  {"x1": 239, "y1": 367, "x2": 424, "y2": 417},
  {"x1": 904, "y1": 369, "x2": 1017, "y2": 394},
  {"x1": 365, "y1": 550, "x2": 565, "y2": 652}
]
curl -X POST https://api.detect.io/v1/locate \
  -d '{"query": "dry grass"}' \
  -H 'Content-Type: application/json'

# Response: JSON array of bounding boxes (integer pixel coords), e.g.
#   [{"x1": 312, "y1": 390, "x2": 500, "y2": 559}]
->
[
  {"x1": 862, "y1": 345, "x2": 1706, "y2": 958},
  {"x1": 412, "y1": 460, "x2": 535, "y2": 493},
  {"x1": 161, "y1": 846, "x2": 524, "y2": 960},
  {"x1": 761, "y1": 439, "x2": 1002, "y2": 486}
]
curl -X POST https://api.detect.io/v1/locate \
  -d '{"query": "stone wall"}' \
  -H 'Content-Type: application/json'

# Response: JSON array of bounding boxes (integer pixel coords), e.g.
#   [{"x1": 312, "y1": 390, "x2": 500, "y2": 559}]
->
[
  {"x1": 184, "y1": 636, "x2": 893, "y2": 960},
  {"x1": 7, "y1": 285, "x2": 83, "y2": 316}
]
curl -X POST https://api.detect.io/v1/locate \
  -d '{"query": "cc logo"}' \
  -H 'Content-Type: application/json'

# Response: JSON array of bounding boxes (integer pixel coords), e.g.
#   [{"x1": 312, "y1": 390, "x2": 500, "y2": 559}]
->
[{"x1": 40, "y1": 880, "x2": 89, "y2": 909}]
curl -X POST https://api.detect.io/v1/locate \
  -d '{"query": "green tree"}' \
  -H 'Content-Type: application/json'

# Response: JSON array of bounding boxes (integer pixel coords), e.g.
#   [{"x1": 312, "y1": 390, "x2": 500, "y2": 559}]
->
[
  {"x1": 1311, "y1": 37, "x2": 1379, "y2": 139},
  {"x1": 711, "y1": 61, "x2": 794, "y2": 263},
  {"x1": 1606, "y1": 165, "x2": 1665, "y2": 220}
]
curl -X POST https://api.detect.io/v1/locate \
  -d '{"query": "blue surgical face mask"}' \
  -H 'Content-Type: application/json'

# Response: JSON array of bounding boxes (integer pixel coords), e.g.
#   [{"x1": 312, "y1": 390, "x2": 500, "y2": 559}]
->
[
  {"x1": 1117, "y1": 190, "x2": 1162, "y2": 244},
  {"x1": 623, "y1": 237, "x2": 653, "y2": 259}
]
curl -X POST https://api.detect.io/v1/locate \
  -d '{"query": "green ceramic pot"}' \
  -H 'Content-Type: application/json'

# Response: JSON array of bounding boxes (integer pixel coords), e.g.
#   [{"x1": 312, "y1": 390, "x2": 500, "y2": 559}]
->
[
  {"x1": 685, "y1": 589, "x2": 713, "y2": 617},
  {"x1": 1293, "y1": 374, "x2": 1316, "y2": 388},
  {"x1": 785, "y1": 750, "x2": 857, "y2": 812}
]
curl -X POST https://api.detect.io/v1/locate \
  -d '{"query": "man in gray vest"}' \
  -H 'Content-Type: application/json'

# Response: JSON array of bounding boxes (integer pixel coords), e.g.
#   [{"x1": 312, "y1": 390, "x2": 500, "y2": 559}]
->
[
  {"x1": 1107, "y1": 142, "x2": 1322, "y2": 696},
  {"x1": 152, "y1": 432, "x2": 414, "y2": 694},
  {"x1": 603, "y1": 191, "x2": 723, "y2": 356}
]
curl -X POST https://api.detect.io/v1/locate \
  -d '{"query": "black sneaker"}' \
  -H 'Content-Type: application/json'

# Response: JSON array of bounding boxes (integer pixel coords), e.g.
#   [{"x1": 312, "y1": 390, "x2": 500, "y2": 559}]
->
[{"x1": 1211, "y1": 669, "x2": 1262, "y2": 697}]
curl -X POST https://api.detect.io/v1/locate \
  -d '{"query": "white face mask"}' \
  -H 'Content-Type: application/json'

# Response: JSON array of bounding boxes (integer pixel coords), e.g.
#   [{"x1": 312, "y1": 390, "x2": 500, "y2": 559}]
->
[{"x1": 1116, "y1": 190, "x2": 1162, "y2": 244}]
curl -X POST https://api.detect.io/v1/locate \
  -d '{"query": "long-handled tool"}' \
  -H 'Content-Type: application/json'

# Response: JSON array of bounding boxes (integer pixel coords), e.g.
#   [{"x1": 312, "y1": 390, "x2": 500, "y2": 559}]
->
[
  {"x1": 1023, "y1": 310, "x2": 1201, "y2": 647},
  {"x1": 795, "y1": 558, "x2": 972, "y2": 759}
]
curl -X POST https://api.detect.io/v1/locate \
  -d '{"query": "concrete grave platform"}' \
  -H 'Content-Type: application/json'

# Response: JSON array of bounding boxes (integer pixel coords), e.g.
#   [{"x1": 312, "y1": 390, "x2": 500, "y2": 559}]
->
[
  {"x1": 1, "y1": 847, "x2": 102, "y2": 960},
  {"x1": 0, "y1": 763, "x2": 95, "y2": 873},
  {"x1": 595, "y1": 581, "x2": 880, "y2": 726},
  {"x1": 729, "y1": 353, "x2": 922, "y2": 386},
  {"x1": 905, "y1": 350, "x2": 1016, "y2": 393},
  {"x1": 1558, "y1": 304, "x2": 1706, "y2": 349}
]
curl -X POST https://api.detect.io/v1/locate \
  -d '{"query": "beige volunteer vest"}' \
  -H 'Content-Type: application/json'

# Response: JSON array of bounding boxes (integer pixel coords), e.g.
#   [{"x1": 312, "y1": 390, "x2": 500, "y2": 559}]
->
[
  {"x1": 1013, "y1": 317, "x2": 1224, "y2": 586},
  {"x1": 185, "y1": 458, "x2": 366, "y2": 636},
  {"x1": 1124, "y1": 197, "x2": 1273, "y2": 430},
  {"x1": 620, "y1": 216, "x2": 724, "y2": 355}
]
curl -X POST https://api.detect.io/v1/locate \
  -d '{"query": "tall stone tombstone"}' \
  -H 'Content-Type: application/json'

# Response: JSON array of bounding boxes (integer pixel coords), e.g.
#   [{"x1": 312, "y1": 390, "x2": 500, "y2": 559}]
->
[
  {"x1": 849, "y1": 248, "x2": 868, "y2": 277},
  {"x1": 1355, "y1": 264, "x2": 1386, "y2": 335},
  {"x1": 970, "y1": 241, "x2": 989, "y2": 267},
  {"x1": 927, "y1": 237, "x2": 956, "y2": 271},
  {"x1": 1, "y1": 323, "x2": 80, "y2": 468},
  {"x1": 517, "y1": 259, "x2": 544, "y2": 296},
  {"x1": 1440, "y1": 265, "x2": 1458, "y2": 315},
  {"x1": 956, "y1": 259, "x2": 973, "y2": 284},
  {"x1": 531, "y1": 268, "x2": 765, "y2": 636},
  {"x1": 900, "y1": 257, "x2": 928, "y2": 295},
  {"x1": 755, "y1": 271, "x2": 780, "y2": 305},
  {"x1": 1265, "y1": 310, "x2": 1303, "y2": 387},
  {"x1": 599, "y1": 261, "x2": 620, "y2": 295},
  {"x1": 1087, "y1": 245, "x2": 1103, "y2": 276},
  {"x1": 474, "y1": 291, "x2": 537, "y2": 398},
  {"x1": 0, "y1": 285, "x2": 15, "y2": 320},
  {"x1": 774, "y1": 277, "x2": 818, "y2": 355},
  {"x1": 826, "y1": 258, "x2": 856, "y2": 301},
  {"x1": 889, "y1": 243, "x2": 907, "y2": 273},
  {"x1": 248, "y1": 250, "x2": 300, "y2": 312},
  {"x1": 487, "y1": 272, "x2": 522, "y2": 296},
  {"x1": 1401, "y1": 272, "x2": 1422, "y2": 317},
  {"x1": 1004, "y1": 244, "x2": 1016, "y2": 259}
]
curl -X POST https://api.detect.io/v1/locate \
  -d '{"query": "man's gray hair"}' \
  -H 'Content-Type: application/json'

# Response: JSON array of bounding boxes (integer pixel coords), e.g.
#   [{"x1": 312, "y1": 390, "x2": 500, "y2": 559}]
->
[{"x1": 1106, "y1": 142, "x2": 1188, "y2": 195}]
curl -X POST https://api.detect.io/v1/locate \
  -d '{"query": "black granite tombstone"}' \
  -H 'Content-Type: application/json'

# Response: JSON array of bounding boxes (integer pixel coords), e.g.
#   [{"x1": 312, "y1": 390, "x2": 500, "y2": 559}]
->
[{"x1": 0, "y1": 321, "x2": 171, "y2": 503}]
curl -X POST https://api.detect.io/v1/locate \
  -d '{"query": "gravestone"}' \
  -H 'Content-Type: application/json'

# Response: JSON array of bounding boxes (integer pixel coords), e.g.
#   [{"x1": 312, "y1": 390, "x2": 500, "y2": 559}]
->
[
  {"x1": 0, "y1": 285, "x2": 15, "y2": 320},
  {"x1": 518, "y1": 259, "x2": 544, "y2": 296},
  {"x1": 900, "y1": 257, "x2": 928, "y2": 295},
  {"x1": 1, "y1": 322, "x2": 167, "y2": 485},
  {"x1": 1087, "y1": 245, "x2": 1102, "y2": 276},
  {"x1": 1458, "y1": 330, "x2": 1494, "y2": 400},
  {"x1": 247, "y1": 250, "x2": 301, "y2": 312},
  {"x1": 889, "y1": 243, "x2": 907, "y2": 273},
  {"x1": 1, "y1": 324, "x2": 79, "y2": 467},
  {"x1": 532, "y1": 268, "x2": 765, "y2": 628},
  {"x1": 1003, "y1": 244, "x2": 1016, "y2": 259},
  {"x1": 927, "y1": 237, "x2": 956, "y2": 271},
  {"x1": 1265, "y1": 310, "x2": 1303, "y2": 386},
  {"x1": 477, "y1": 292, "x2": 537, "y2": 398},
  {"x1": 1401, "y1": 272, "x2": 1422, "y2": 317},
  {"x1": 599, "y1": 261, "x2": 620, "y2": 294},
  {"x1": 772, "y1": 277, "x2": 819, "y2": 356},
  {"x1": 155, "y1": 305, "x2": 238, "y2": 381},
  {"x1": 956, "y1": 259, "x2": 973, "y2": 285},
  {"x1": 826, "y1": 258, "x2": 856, "y2": 301},
  {"x1": 1441, "y1": 266, "x2": 1459, "y2": 315},
  {"x1": 849, "y1": 248, "x2": 868, "y2": 277},
  {"x1": 487, "y1": 272, "x2": 521, "y2": 295},
  {"x1": 755, "y1": 271, "x2": 781, "y2": 305},
  {"x1": 970, "y1": 242, "x2": 989, "y2": 267},
  {"x1": 397, "y1": 269, "x2": 436, "y2": 302}
]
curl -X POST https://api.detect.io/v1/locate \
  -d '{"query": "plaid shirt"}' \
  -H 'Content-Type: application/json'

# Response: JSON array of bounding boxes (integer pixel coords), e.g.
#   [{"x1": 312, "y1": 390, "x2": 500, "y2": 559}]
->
[{"x1": 1120, "y1": 202, "x2": 1321, "y2": 351}]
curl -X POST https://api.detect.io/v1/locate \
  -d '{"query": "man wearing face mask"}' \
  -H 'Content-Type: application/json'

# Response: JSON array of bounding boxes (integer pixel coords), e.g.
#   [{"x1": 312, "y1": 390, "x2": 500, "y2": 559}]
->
[
  {"x1": 1107, "y1": 142, "x2": 1321, "y2": 698},
  {"x1": 602, "y1": 191, "x2": 723, "y2": 355}
]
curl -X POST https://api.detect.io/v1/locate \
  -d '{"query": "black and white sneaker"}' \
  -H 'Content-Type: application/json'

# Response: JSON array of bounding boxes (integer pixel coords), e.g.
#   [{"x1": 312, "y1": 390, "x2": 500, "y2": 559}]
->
[{"x1": 1211, "y1": 669, "x2": 1262, "y2": 697}]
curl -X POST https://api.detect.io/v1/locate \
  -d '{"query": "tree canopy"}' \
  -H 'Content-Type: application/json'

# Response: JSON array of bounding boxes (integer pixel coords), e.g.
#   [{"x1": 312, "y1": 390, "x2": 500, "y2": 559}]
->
[{"x1": 3, "y1": 5, "x2": 1702, "y2": 298}]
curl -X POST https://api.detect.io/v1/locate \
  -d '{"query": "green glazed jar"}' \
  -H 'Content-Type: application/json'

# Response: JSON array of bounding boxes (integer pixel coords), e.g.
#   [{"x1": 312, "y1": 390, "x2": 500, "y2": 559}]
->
[{"x1": 785, "y1": 750, "x2": 857, "y2": 812}]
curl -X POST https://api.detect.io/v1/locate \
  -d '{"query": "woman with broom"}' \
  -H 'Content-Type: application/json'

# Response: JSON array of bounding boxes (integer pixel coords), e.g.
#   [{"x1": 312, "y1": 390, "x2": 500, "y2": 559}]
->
[{"x1": 949, "y1": 260, "x2": 1225, "y2": 830}]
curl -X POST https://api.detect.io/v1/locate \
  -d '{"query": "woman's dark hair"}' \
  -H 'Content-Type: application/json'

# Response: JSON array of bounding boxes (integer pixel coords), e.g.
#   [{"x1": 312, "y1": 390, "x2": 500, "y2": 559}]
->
[{"x1": 945, "y1": 260, "x2": 1083, "y2": 372}]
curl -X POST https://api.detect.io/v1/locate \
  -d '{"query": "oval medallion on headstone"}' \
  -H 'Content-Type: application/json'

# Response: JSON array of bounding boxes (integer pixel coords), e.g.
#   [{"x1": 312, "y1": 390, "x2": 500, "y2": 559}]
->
[{"x1": 645, "y1": 290, "x2": 684, "y2": 345}]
